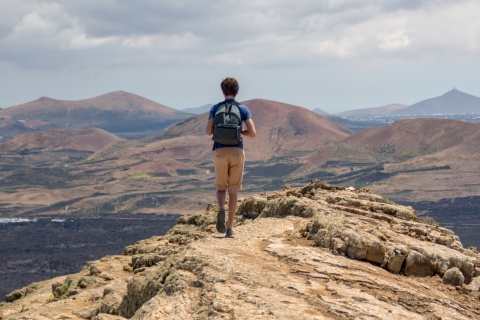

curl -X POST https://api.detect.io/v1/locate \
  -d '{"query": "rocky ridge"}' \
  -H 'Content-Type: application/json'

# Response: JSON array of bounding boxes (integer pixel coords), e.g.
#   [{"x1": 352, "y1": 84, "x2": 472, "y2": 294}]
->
[{"x1": 1, "y1": 181, "x2": 479, "y2": 319}]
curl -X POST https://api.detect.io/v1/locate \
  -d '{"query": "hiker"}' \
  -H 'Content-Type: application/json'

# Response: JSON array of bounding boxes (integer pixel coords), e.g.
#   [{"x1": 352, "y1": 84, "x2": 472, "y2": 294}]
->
[{"x1": 205, "y1": 77, "x2": 256, "y2": 238}]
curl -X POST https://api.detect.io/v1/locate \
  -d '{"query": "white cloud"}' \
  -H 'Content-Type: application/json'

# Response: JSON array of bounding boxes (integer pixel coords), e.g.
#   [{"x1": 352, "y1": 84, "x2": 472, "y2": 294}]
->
[
  {"x1": 2, "y1": 0, "x2": 480, "y2": 67},
  {"x1": 10, "y1": 11, "x2": 56, "y2": 37}
]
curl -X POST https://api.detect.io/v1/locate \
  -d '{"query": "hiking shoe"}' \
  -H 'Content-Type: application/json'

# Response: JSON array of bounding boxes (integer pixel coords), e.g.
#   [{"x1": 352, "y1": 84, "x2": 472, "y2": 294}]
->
[
  {"x1": 216, "y1": 208, "x2": 226, "y2": 233},
  {"x1": 225, "y1": 227, "x2": 234, "y2": 238}
]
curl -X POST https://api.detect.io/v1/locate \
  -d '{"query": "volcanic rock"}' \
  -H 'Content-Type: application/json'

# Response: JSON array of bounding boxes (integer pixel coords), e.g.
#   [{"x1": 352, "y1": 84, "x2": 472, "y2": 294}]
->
[{"x1": 1, "y1": 181, "x2": 478, "y2": 319}]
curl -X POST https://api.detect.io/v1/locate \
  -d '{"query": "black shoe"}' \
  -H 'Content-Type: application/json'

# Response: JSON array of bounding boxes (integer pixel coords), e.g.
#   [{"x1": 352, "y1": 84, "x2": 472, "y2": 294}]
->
[
  {"x1": 216, "y1": 208, "x2": 226, "y2": 233},
  {"x1": 225, "y1": 227, "x2": 234, "y2": 238}
]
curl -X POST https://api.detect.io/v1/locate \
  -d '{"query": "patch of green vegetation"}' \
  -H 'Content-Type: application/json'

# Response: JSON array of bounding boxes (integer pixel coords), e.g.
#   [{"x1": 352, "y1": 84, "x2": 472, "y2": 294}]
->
[
  {"x1": 376, "y1": 143, "x2": 397, "y2": 154},
  {"x1": 354, "y1": 181, "x2": 373, "y2": 188},
  {"x1": 83, "y1": 202, "x2": 115, "y2": 214},
  {"x1": 128, "y1": 173, "x2": 152, "y2": 179},
  {"x1": 52, "y1": 277, "x2": 72, "y2": 299},
  {"x1": 401, "y1": 150, "x2": 417, "y2": 158},
  {"x1": 77, "y1": 277, "x2": 86, "y2": 287},
  {"x1": 417, "y1": 216, "x2": 438, "y2": 226}
]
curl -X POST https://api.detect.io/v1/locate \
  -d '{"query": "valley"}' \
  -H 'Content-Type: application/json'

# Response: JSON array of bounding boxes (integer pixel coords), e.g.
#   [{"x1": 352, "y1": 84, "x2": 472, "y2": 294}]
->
[{"x1": 0, "y1": 214, "x2": 179, "y2": 300}]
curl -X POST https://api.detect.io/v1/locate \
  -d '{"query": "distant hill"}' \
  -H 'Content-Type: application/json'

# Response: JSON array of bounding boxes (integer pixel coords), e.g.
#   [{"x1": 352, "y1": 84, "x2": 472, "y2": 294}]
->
[
  {"x1": 0, "y1": 91, "x2": 191, "y2": 139},
  {"x1": 0, "y1": 128, "x2": 122, "y2": 153},
  {"x1": 319, "y1": 118, "x2": 480, "y2": 204},
  {"x1": 336, "y1": 104, "x2": 407, "y2": 118},
  {"x1": 325, "y1": 114, "x2": 386, "y2": 132},
  {"x1": 390, "y1": 89, "x2": 480, "y2": 115},
  {"x1": 312, "y1": 108, "x2": 328, "y2": 115},
  {"x1": 342, "y1": 118, "x2": 480, "y2": 157},
  {"x1": 181, "y1": 104, "x2": 212, "y2": 114}
]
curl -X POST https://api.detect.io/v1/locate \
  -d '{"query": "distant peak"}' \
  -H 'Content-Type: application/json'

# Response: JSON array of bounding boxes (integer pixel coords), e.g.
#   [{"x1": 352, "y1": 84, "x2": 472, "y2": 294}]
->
[
  {"x1": 442, "y1": 88, "x2": 471, "y2": 97},
  {"x1": 37, "y1": 96, "x2": 55, "y2": 102}
]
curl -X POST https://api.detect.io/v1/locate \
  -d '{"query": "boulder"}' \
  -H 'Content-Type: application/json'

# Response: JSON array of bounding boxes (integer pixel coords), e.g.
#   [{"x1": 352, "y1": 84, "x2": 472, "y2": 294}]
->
[{"x1": 443, "y1": 267, "x2": 465, "y2": 286}]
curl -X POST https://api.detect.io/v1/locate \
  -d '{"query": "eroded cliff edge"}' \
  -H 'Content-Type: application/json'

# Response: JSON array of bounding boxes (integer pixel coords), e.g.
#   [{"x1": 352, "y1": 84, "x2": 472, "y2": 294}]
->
[{"x1": 1, "y1": 180, "x2": 479, "y2": 320}]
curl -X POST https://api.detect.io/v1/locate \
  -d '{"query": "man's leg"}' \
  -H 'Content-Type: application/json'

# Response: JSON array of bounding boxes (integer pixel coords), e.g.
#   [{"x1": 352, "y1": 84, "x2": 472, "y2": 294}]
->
[
  {"x1": 225, "y1": 148, "x2": 244, "y2": 232},
  {"x1": 214, "y1": 149, "x2": 229, "y2": 233},
  {"x1": 215, "y1": 189, "x2": 227, "y2": 233},
  {"x1": 227, "y1": 189, "x2": 238, "y2": 229},
  {"x1": 217, "y1": 190, "x2": 226, "y2": 210}
]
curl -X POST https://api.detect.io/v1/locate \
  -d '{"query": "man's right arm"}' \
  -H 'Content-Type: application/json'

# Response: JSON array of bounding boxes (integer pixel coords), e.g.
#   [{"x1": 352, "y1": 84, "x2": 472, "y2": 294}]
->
[{"x1": 206, "y1": 118, "x2": 214, "y2": 136}]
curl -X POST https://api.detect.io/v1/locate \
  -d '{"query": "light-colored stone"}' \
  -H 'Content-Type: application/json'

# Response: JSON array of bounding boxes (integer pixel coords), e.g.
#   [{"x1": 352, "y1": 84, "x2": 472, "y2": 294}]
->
[{"x1": 443, "y1": 267, "x2": 465, "y2": 286}]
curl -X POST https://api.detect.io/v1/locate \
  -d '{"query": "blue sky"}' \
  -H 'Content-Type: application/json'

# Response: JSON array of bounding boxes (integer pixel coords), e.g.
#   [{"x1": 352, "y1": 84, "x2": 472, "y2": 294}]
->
[{"x1": 1, "y1": 0, "x2": 479, "y2": 113}]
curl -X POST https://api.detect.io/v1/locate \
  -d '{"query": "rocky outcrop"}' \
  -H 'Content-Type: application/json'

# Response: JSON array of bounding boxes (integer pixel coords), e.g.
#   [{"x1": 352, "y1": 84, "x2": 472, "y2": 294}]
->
[
  {"x1": 1, "y1": 181, "x2": 479, "y2": 320},
  {"x1": 238, "y1": 180, "x2": 476, "y2": 282}
]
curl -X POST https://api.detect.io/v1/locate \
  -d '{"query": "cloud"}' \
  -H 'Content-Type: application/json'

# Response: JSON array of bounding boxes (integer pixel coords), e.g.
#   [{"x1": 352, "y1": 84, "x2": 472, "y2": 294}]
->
[{"x1": 1, "y1": 0, "x2": 479, "y2": 70}]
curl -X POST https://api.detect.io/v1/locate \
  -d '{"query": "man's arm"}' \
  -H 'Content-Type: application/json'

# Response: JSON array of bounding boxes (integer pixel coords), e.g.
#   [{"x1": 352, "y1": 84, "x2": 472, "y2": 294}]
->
[
  {"x1": 241, "y1": 119, "x2": 256, "y2": 137},
  {"x1": 206, "y1": 118, "x2": 214, "y2": 136}
]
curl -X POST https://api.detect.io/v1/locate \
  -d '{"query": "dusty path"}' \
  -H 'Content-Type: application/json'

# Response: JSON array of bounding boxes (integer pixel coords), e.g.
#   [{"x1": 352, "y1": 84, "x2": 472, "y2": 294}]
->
[{"x1": 135, "y1": 216, "x2": 478, "y2": 320}]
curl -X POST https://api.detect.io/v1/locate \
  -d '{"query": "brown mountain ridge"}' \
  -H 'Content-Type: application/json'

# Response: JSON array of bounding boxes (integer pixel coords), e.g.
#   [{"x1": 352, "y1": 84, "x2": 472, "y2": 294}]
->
[
  {"x1": 286, "y1": 118, "x2": 480, "y2": 210},
  {"x1": 0, "y1": 91, "x2": 191, "y2": 139}
]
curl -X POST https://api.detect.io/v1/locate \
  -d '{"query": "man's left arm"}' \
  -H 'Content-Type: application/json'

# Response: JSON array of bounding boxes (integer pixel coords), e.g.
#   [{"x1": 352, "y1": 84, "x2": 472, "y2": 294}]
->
[{"x1": 242, "y1": 118, "x2": 256, "y2": 137}]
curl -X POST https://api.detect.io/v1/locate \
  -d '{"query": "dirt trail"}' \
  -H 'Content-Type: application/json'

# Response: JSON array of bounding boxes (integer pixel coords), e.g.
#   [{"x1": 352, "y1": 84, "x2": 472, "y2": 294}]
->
[{"x1": 137, "y1": 216, "x2": 478, "y2": 319}]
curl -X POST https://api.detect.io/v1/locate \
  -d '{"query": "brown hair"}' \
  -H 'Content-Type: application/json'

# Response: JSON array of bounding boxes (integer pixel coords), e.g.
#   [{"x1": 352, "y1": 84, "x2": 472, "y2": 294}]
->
[{"x1": 221, "y1": 77, "x2": 239, "y2": 97}]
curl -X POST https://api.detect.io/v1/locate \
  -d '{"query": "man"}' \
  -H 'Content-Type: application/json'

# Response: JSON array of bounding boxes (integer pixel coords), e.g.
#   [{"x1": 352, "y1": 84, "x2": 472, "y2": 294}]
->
[{"x1": 205, "y1": 77, "x2": 256, "y2": 238}]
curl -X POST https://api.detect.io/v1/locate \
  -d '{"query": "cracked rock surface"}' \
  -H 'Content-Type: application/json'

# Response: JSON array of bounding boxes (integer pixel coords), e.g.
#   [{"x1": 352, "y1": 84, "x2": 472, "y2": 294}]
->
[{"x1": 1, "y1": 181, "x2": 479, "y2": 319}]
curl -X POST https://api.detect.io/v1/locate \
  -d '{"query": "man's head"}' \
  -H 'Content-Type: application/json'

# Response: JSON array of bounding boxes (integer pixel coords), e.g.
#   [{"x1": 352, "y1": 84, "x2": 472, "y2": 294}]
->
[{"x1": 221, "y1": 77, "x2": 239, "y2": 97}]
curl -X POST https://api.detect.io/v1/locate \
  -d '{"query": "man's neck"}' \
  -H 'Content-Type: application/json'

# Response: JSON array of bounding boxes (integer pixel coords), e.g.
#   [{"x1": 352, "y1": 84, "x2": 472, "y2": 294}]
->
[{"x1": 224, "y1": 95, "x2": 236, "y2": 100}]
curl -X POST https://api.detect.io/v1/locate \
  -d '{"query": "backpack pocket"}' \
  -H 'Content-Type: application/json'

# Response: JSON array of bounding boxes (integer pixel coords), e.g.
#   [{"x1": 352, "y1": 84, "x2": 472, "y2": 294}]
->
[{"x1": 213, "y1": 124, "x2": 242, "y2": 145}]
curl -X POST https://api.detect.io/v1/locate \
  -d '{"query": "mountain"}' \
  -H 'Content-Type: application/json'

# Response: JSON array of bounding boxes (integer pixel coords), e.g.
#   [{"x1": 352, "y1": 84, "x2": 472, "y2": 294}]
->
[
  {"x1": 181, "y1": 104, "x2": 213, "y2": 114},
  {"x1": 1, "y1": 181, "x2": 479, "y2": 319},
  {"x1": 0, "y1": 128, "x2": 122, "y2": 153},
  {"x1": 336, "y1": 103, "x2": 407, "y2": 118},
  {"x1": 312, "y1": 107, "x2": 328, "y2": 115},
  {"x1": 0, "y1": 91, "x2": 191, "y2": 139},
  {"x1": 306, "y1": 118, "x2": 480, "y2": 205},
  {"x1": 342, "y1": 117, "x2": 479, "y2": 156},
  {"x1": 391, "y1": 89, "x2": 480, "y2": 115}
]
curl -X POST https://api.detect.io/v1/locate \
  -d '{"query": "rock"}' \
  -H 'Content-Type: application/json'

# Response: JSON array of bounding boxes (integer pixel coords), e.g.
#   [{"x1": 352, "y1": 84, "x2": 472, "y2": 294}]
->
[
  {"x1": 466, "y1": 276, "x2": 480, "y2": 291},
  {"x1": 404, "y1": 251, "x2": 436, "y2": 277},
  {"x1": 386, "y1": 247, "x2": 408, "y2": 273},
  {"x1": 443, "y1": 267, "x2": 465, "y2": 286},
  {"x1": 474, "y1": 267, "x2": 480, "y2": 277},
  {"x1": 365, "y1": 241, "x2": 386, "y2": 264},
  {"x1": 131, "y1": 253, "x2": 164, "y2": 271},
  {"x1": 1, "y1": 181, "x2": 479, "y2": 320},
  {"x1": 5, "y1": 289, "x2": 23, "y2": 303},
  {"x1": 93, "y1": 314, "x2": 128, "y2": 320}
]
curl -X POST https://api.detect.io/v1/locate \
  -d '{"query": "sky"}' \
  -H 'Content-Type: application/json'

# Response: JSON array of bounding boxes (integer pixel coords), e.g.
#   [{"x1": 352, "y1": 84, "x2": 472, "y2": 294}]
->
[{"x1": 0, "y1": 0, "x2": 479, "y2": 114}]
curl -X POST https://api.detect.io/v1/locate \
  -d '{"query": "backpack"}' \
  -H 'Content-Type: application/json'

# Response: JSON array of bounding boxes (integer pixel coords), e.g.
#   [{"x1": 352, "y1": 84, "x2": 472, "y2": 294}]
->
[{"x1": 212, "y1": 101, "x2": 242, "y2": 145}]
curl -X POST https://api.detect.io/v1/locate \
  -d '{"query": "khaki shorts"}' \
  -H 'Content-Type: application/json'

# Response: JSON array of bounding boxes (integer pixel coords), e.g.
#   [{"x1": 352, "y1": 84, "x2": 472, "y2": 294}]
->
[{"x1": 214, "y1": 147, "x2": 245, "y2": 191}]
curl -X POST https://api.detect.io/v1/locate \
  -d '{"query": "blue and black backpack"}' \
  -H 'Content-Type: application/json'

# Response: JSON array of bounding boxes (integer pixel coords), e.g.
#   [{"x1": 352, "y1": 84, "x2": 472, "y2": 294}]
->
[{"x1": 212, "y1": 101, "x2": 242, "y2": 145}]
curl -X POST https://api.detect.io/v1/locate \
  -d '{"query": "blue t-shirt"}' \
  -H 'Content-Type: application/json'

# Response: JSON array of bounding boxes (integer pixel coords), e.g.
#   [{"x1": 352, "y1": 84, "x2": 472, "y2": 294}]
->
[{"x1": 209, "y1": 99, "x2": 252, "y2": 150}]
